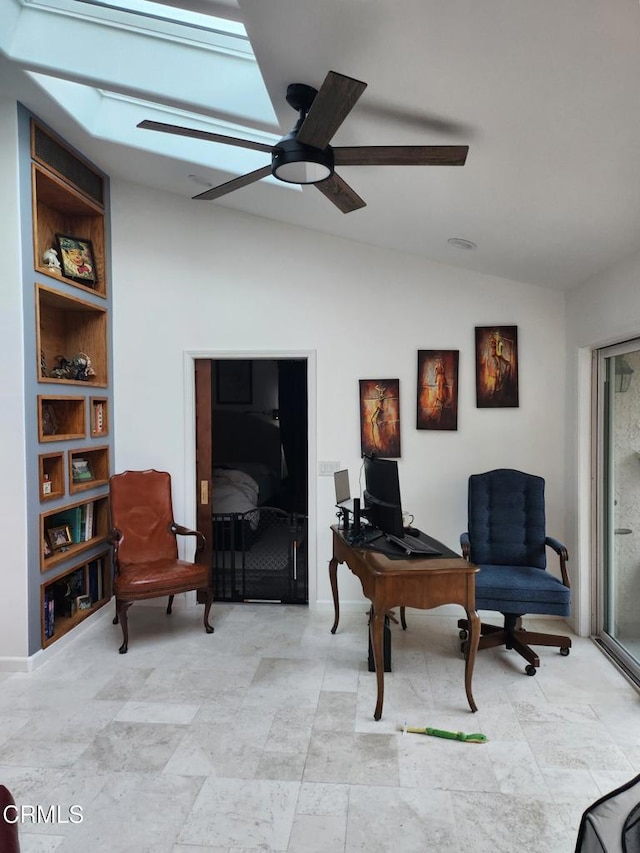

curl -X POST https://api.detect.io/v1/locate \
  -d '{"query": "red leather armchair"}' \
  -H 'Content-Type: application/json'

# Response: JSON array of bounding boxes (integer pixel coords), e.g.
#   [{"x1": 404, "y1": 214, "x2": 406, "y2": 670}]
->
[
  {"x1": 109, "y1": 469, "x2": 214, "y2": 653},
  {"x1": 0, "y1": 785, "x2": 21, "y2": 853}
]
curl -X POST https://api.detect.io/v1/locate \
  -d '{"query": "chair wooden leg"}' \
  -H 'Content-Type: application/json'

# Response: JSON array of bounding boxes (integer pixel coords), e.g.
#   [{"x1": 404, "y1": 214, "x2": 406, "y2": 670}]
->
[
  {"x1": 458, "y1": 615, "x2": 571, "y2": 672},
  {"x1": 400, "y1": 606, "x2": 407, "y2": 630},
  {"x1": 116, "y1": 600, "x2": 132, "y2": 654},
  {"x1": 203, "y1": 587, "x2": 214, "y2": 634},
  {"x1": 166, "y1": 594, "x2": 174, "y2": 615},
  {"x1": 478, "y1": 630, "x2": 509, "y2": 650},
  {"x1": 514, "y1": 629, "x2": 572, "y2": 650},
  {"x1": 511, "y1": 636, "x2": 540, "y2": 668}
]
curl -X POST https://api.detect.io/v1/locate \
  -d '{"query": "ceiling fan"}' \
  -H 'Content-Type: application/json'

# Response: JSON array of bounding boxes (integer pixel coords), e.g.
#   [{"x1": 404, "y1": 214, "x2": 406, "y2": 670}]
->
[{"x1": 137, "y1": 70, "x2": 469, "y2": 214}]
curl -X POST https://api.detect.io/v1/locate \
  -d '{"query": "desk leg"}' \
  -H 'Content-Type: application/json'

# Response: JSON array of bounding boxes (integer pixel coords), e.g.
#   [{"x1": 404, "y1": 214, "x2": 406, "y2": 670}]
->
[
  {"x1": 464, "y1": 608, "x2": 480, "y2": 713},
  {"x1": 329, "y1": 557, "x2": 340, "y2": 634},
  {"x1": 370, "y1": 605, "x2": 386, "y2": 720}
]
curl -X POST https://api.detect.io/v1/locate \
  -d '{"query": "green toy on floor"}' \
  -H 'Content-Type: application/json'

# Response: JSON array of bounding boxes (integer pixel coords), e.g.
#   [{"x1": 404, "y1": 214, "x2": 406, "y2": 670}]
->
[{"x1": 400, "y1": 723, "x2": 487, "y2": 744}]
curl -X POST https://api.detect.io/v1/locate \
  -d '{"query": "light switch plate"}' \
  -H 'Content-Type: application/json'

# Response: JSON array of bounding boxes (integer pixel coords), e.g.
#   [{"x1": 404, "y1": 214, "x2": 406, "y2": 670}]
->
[{"x1": 318, "y1": 460, "x2": 341, "y2": 476}]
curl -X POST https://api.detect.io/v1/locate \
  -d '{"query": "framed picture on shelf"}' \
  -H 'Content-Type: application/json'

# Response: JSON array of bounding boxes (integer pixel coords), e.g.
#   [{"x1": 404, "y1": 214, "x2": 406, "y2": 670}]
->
[
  {"x1": 71, "y1": 458, "x2": 94, "y2": 483},
  {"x1": 216, "y1": 360, "x2": 252, "y2": 404},
  {"x1": 76, "y1": 594, "x2": 92, "y2": 611},
  {"x1": 48, "y1": 524, "x2": 72, "y2": 551},
  {"x1": 359, "y1": 378, "x2": 401, "y2": 458},
  {"x1": 55, "y1": 234, "x2": 97, "y2": 285}
]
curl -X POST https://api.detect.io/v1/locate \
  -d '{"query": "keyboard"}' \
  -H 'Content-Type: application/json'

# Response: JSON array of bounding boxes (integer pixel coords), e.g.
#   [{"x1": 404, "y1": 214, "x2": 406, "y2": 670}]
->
[
  {"x1": 349, "y1": 527, "x2": 384, "y2": 546},
  {"x1": 383, "y1": 532, "x2": 442, "y2": 556}
]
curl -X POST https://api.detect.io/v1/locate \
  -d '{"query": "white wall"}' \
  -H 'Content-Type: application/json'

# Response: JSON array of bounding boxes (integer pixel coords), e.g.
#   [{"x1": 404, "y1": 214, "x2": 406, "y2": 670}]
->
[
  {"x1": 566, "y1": 249, "x2": 640, "y2": 635},
  {"x1": 0, "y1": 98, "x2": 29, "y2": 659},
  {"x1": 110, "y1": 179, "x2": 568, "y2": 610}
]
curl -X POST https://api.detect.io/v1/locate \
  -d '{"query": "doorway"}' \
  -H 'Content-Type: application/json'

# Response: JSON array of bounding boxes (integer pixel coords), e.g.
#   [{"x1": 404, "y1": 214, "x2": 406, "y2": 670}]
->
[
  {"x1": 594, "y1": 339, "x2": 640, "y2": 684},
  {"x1": 194, "y1": 356, "x2": 309, "y2": 604}
]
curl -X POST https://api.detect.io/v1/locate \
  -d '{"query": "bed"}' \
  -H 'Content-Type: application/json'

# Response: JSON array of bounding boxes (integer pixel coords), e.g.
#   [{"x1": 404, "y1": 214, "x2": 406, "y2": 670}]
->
[
  {"x1": 212, "y1": 462, "x2": 281, "y2": 528},
  {"x1": 210, "y1": 411, "x2": 306, "y2": 601}
]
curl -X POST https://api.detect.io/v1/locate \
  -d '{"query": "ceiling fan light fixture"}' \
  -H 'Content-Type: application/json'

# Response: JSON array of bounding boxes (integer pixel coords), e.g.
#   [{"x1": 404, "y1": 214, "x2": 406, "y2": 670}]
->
[{"x1": 272, "y1": 139, "x2": 334, "y2": 184}]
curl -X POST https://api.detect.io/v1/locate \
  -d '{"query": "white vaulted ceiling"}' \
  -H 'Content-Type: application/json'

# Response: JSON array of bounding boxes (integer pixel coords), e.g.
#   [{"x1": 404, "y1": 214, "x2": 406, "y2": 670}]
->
[{"x1": 3, "y1": 0, "x2": 640, "y2": 290}]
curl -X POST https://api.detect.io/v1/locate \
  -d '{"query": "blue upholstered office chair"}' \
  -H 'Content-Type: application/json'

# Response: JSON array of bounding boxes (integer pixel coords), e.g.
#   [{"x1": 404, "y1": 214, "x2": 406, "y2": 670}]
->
[{"x1": 457, "y1": 468, "x2": 571, "y2": 675}]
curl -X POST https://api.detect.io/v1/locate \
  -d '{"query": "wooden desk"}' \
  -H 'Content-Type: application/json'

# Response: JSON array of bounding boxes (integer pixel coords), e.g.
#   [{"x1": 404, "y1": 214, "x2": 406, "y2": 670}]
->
[{"x1": 329, "y1": 525, "x2": 480, "y2": 720}]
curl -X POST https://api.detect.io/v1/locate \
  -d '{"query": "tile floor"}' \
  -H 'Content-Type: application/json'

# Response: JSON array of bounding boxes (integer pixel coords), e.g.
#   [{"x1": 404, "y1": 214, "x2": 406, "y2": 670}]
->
[{"x1": 1, "y1": 602, "x2": 639, "y2": 853}]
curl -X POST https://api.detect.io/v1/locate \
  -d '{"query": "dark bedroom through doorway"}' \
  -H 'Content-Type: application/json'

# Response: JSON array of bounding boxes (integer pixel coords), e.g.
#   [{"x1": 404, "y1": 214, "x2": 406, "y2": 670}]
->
[{"x1": 195, "y1": 357, "x2": 308, "y2": 605}]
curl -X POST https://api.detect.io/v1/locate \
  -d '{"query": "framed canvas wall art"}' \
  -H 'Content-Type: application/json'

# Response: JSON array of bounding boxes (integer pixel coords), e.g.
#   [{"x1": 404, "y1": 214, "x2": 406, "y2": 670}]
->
[
  {"x1": 475, "y1": 326, "x2": 519, "y2": 408},
  {"x1": 359, "y1": 378, "x2": 401, "y2": 458},
  {"x1": 417, "y1": 350, "x2": 459, "y2": 430}
]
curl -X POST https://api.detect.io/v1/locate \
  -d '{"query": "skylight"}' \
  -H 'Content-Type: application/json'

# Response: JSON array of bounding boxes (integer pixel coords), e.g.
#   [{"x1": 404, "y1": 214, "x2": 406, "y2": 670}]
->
[
  {"x1": 74, "y1": 0, "x2": 246, "y2": 36},
  {"x1": 24, "y1": 0, "x2": 251, "y2": 53},
  {"x1": 4, "y1": 0, "x2": 283, "y2": 194}
]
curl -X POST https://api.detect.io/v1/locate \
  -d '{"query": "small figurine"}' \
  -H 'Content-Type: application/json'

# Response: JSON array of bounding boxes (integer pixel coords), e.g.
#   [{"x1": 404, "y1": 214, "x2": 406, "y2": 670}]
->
[
  {"x1": 42, "y1": 248, "x2": 61, "y2": 271},
  {"x1": 71, "y1": 352, "x2": 96, "y2": 381},
  {"x1": 50, "y1": 352, "x2": 96, "y2": 381}
]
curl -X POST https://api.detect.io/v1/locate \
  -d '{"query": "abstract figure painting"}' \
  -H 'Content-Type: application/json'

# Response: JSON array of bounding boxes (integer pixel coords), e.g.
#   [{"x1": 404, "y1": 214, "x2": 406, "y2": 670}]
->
[
  {"x1": 417, "y1": 350, "x2": 459, "y2": 430},
  {"x1": 359, "y1": 379, "x2": 401, "y2": 458},
  {"x1": 475, "y1": 326, "x2": 519, "y2": 408}
]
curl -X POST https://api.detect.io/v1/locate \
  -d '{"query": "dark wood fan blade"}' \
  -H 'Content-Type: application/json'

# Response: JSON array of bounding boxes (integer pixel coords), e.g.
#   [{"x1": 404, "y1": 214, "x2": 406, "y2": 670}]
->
[
  {"x1": 138, "y1": 120, "x2": 273, "y2": 153},
  {"x1": 315, "y1": 172, "x2": 366, "y2": 213},
  {"x1": 333, "y1": 145, "x2": 469, "y2": 166},
  {"x1": 296, "y1": 71, "x2": 367, "y2": 149},
  {"x1": 192, "y1": 165, "x2": 272, "y2": 200}
]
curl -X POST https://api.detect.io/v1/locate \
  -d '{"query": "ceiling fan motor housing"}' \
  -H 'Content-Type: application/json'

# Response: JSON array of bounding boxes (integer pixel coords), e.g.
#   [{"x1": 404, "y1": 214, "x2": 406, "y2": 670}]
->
[{"x1": 272, "y1": 137, "x2": 334, "y2": 184}]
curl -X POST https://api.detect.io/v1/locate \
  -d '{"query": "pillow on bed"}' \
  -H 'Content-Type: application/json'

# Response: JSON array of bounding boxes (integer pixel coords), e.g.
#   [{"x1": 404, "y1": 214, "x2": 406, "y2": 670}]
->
[
  {"x1": 212, "y1": 468, "x2": 260, "y2": 529},
  {"x1": 218, "y1": 462, "x2": 279, "y2": 504}
]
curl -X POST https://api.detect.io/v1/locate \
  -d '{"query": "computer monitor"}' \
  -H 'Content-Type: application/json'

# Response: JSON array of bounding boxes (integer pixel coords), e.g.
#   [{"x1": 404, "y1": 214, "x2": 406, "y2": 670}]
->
[{"x1": 363, "y1": 454, "x2": 404, "y2": 538}]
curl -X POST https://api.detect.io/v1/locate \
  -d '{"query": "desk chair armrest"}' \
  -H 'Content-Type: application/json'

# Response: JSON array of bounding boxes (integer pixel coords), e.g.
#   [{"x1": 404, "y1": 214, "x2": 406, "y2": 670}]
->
[
  {"x1": 460, "y1": 531, "x2": 470, "y2": 560},
  {"x1": 171, "y1": 523, "x2": 206, "y2": 554},
  {"x1": 545, "y1": 536, "x2": 570, "y2": 587}
]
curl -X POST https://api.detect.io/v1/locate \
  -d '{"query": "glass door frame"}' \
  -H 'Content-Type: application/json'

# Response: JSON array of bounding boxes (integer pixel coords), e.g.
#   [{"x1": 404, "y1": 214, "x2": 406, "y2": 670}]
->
[{"x1": 593, "y1": 337, "x2": 640, "y2": 685}]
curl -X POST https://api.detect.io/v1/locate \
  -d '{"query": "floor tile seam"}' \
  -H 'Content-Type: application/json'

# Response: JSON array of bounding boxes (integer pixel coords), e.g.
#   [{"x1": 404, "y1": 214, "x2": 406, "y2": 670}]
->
[{"x1": 169, "y1": 773, "x2": 210, "y2": 851}]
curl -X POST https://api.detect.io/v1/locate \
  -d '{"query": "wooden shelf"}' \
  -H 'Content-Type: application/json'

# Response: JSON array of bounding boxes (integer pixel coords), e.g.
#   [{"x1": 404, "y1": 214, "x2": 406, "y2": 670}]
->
[
  {"x1": 29, "y1": 117, "x2": 112, "y2": 653},
  {"x1": 31, "y1": 161, "x2": 106, "y2": 298},
  {"x1": 41, "y1": 550, "x2": 112, "y2": 648},
  {"x1": 68, "y1": 445, "x2": 110, "y2": 494},
  {"x1": 39, "y1": 451, "x2": 64, "y2": 502},
  {"x1": 36, "y1": 284, "x2": 107, "y2": 387},
  {"x1": 40, "y1": 495, "x2": 109, "y2": 571},
  {"x1": 37, "y1": 395, "x2": 86, "y2": 443}
]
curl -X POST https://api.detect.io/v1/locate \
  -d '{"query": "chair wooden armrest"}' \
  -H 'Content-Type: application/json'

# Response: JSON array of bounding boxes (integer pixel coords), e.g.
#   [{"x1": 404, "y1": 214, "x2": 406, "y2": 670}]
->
[
  {"x1": 460, "y1": 531, "x2": 470, "y2": 560},
  {"x1": 545, "y1": 536, "x2": 570, "y2": 587},
  {"x1": 170, "y1": 522, "x2": 205, "y2": 554}
]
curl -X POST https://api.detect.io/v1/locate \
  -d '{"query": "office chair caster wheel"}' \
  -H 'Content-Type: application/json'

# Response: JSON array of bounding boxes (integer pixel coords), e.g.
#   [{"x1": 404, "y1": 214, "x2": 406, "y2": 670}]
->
[
  {"x1": 459, "y1": 629, "x2": 468, "y2": 640},
  {"x1": 525, "y1": 664, "x2": 537, "y2": 676},
  {"x1": 560, "y1": 646, "x2": 570, "y2": 656}
]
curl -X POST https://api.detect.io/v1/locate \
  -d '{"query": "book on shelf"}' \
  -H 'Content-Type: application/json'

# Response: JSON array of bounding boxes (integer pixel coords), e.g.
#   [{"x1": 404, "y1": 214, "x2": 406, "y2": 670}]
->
[
  {"x1": 44, "y1": 592, "x2": 55, "y2": 639},
  {"x1": 83, "y1": 501, "x2": 94, "y2": 541},
  {"x1": 88, "y1": 558, "x2": 100, "y2": 603},
  {"x1": 54, "y1": 507, "x2": 83, "y2": 544}
]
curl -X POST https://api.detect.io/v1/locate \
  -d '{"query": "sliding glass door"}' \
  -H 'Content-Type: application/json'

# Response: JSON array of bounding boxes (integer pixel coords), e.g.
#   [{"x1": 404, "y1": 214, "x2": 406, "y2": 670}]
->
[{"x1": 594, "y1": 340, "x2": 640, "y2": 683}]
